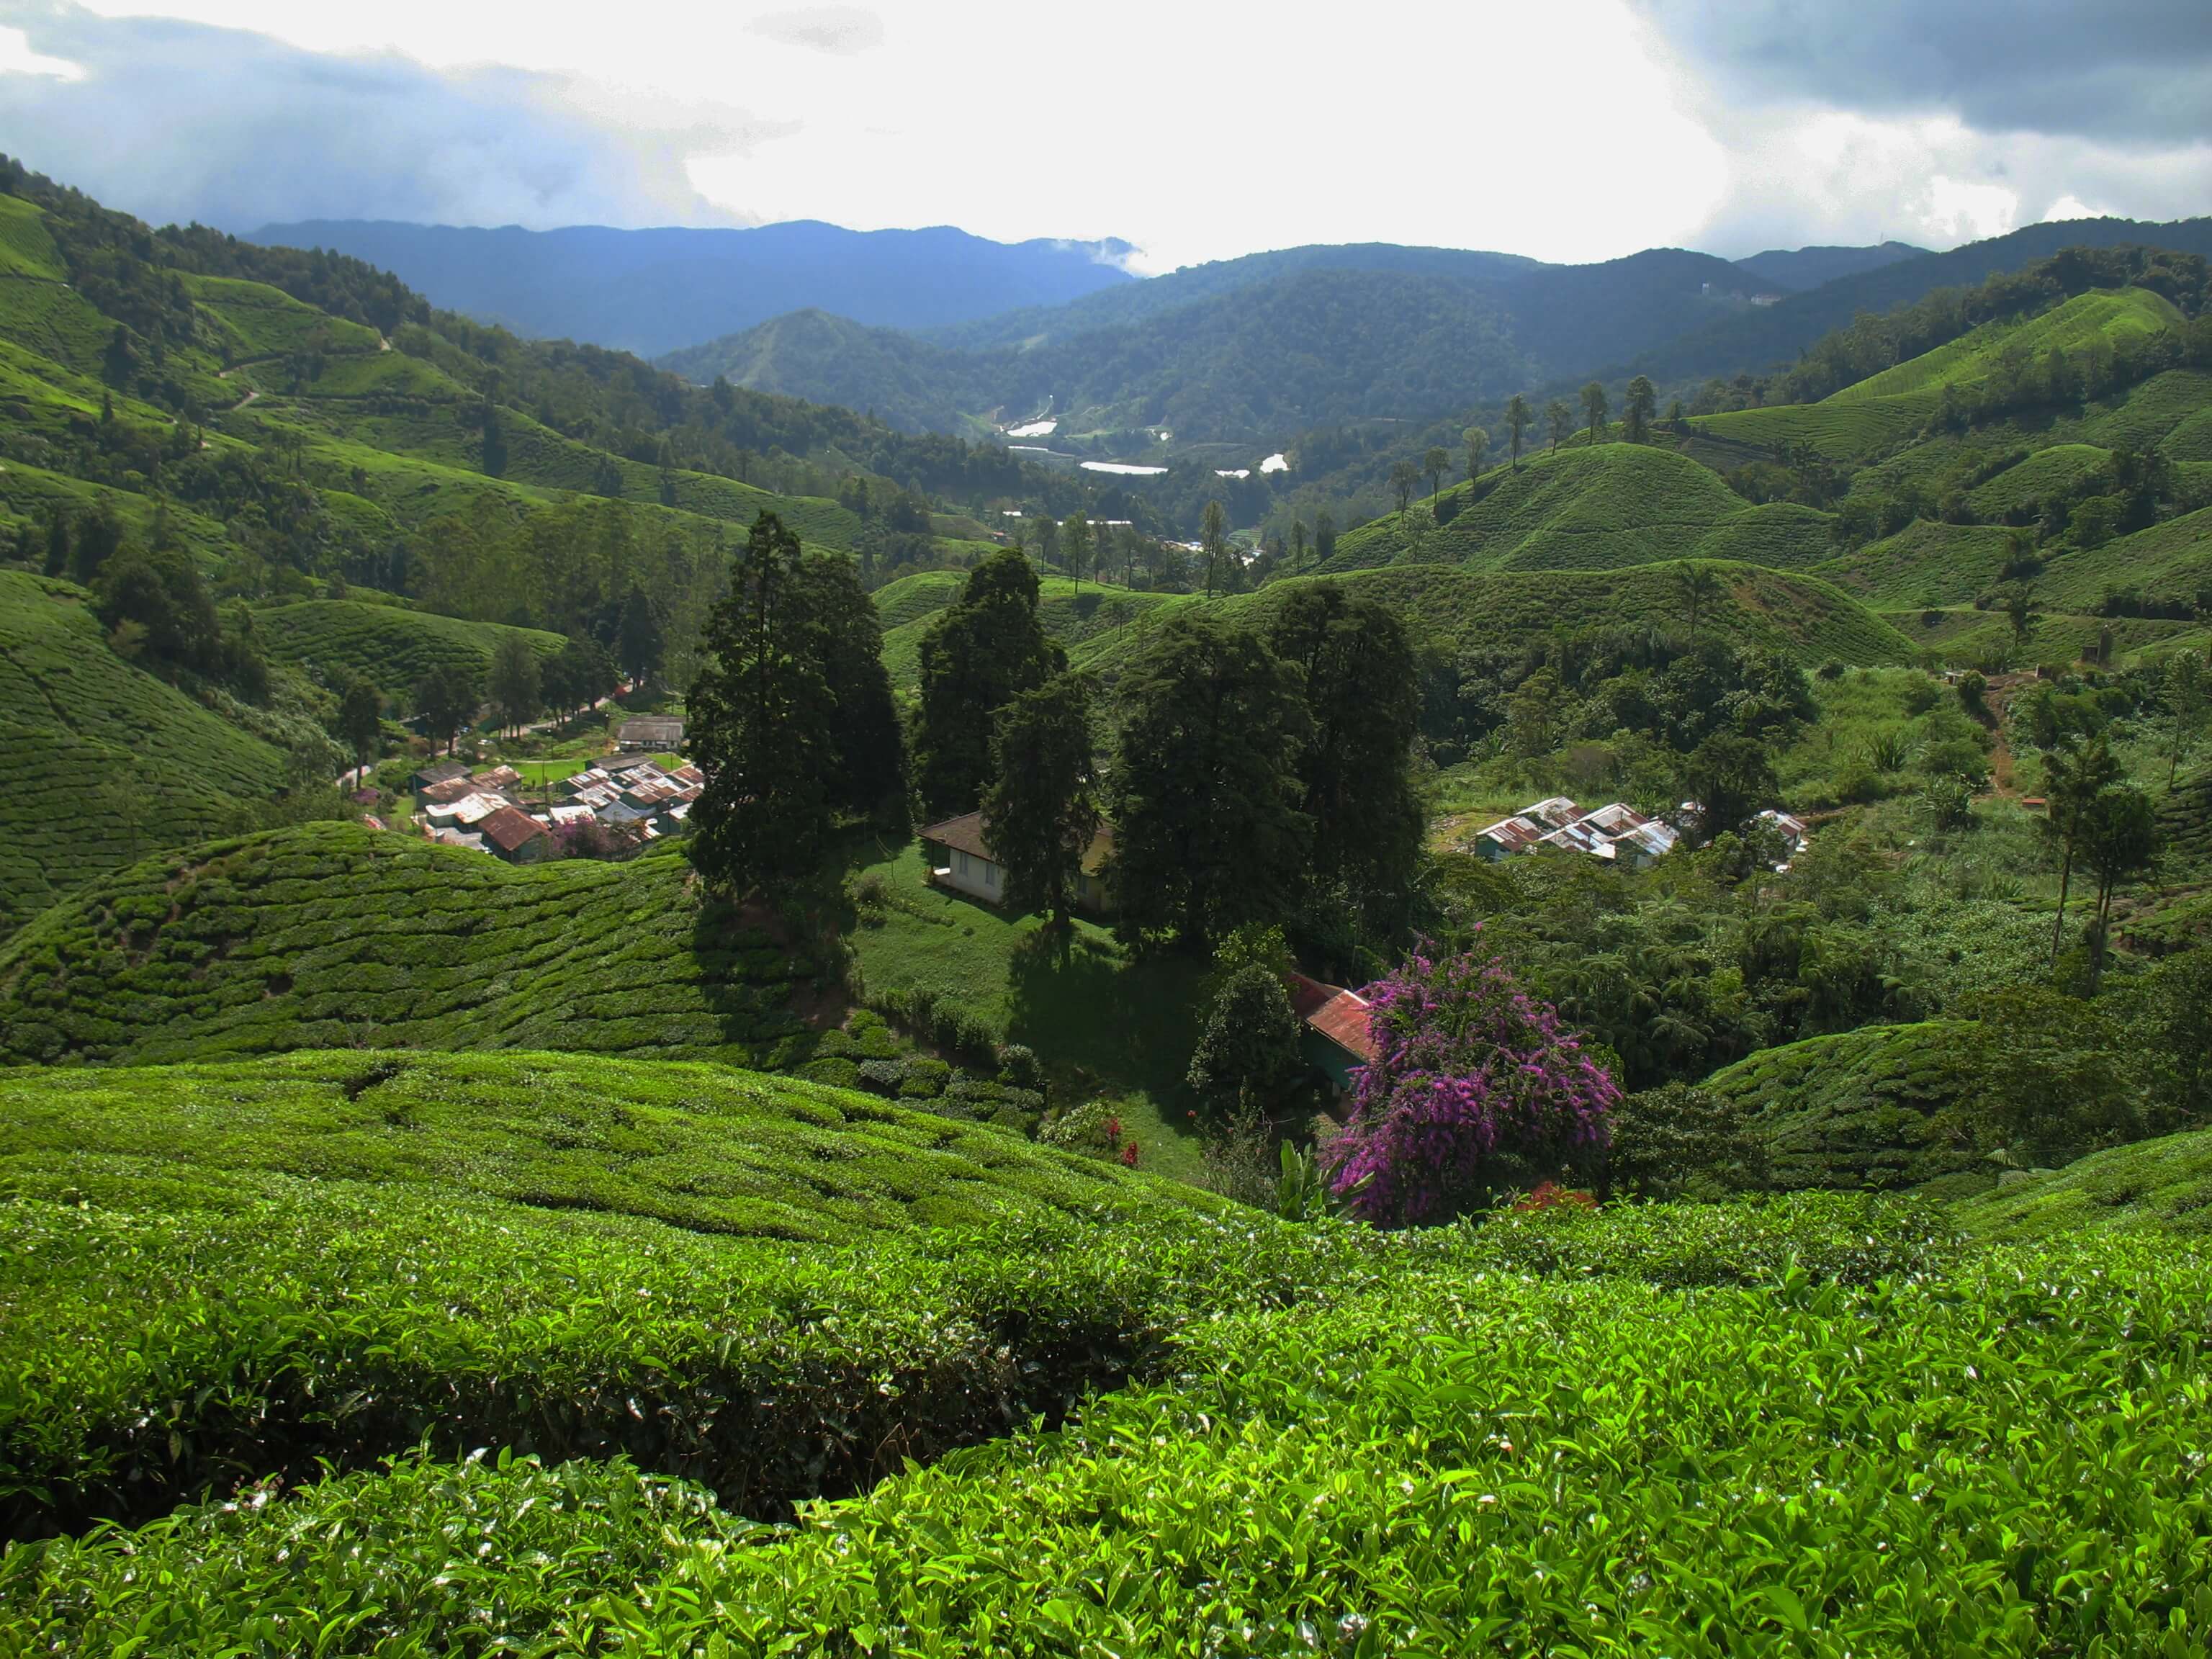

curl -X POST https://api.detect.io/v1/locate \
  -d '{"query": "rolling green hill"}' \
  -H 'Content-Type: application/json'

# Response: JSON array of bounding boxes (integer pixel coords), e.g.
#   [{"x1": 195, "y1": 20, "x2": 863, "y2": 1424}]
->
[
  {"x1": 1704, "y1": 1020, "x2": 1986, "y2": 1192},
  {"x1": 0, "y1": 1048, "x2": 1192, "y2": 1244},
  {"x1": 250, "y1": 599, "x2": 567, "y2": 688},
  {"x1": 0, "y1": 822, "x2": 817, "y2": 1069},
  {"x1": 1065, "y1": 563, "x2": 1913, "y2": 682},
  {"x1": 1323, "y1": 444, "x2": 1781, "y2": 572},
  {"x1": 872, "y1": 569, "x2": 1184, "y2": 691},
  {"x1": 1828, "y1": 288, "x2": 2185, "y2": 403},
  {"x1": 0, "y1": 572, "x2": 285, "y2": 938},
  {"x1": 1953, "y1": 1127, "x2": 2212, "y2": 1241},
  {"x1": 0, "y1": 1046, "x2": 1220, "y2": 1538}
]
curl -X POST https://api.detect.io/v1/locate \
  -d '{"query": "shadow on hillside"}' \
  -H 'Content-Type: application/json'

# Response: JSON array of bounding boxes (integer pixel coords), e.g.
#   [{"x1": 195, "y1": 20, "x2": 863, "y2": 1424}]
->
[{"x1": 1004, "y1": 928, "x2": 1207, "y2": 1109}]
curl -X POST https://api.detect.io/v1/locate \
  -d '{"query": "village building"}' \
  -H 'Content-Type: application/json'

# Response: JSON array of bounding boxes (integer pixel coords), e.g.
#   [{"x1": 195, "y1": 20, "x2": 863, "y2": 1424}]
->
[
  {"x1": 1466, "y1": 796, "x2": 1699, "y2": 871},
  {"x1": 617, "y1": 717, "x2": 685, "y2": 752},
  {"x1": 918, "y1": 811, "x2": 1116, "y2": 914},
  {"x1": 1287, "y1": 972, "x2": 1378, "y2": 1097},
  {"x1": 477, "y1": 805, "x2": 552, "y2": 866}
]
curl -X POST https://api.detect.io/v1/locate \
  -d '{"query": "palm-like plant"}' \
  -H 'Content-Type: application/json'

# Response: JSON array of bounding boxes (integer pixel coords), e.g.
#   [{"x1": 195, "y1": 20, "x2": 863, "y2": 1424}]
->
[{"x1": 1676, "y1": 564, "x2": 1723, "y2": 642}]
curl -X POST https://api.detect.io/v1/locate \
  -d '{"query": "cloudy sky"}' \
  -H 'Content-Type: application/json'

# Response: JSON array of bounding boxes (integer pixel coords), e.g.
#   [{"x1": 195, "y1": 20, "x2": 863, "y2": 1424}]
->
[{"x1": 1, "y1": 0, "x2": 2207, "y2": 271}]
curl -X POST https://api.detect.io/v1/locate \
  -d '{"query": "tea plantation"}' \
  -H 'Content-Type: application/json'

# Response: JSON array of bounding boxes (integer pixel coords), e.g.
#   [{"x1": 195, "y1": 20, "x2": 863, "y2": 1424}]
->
[
  {"x1": 0, "y1": 572, "x2": 286, "y2": 938},
  {"x1": 0, "y1": 822, "x2": 815, "y2": 1068},
  {"x1": 4, "y1": 1136, "x2": 2210, "y2": 1653},
  {"x1": 250, "y1": 599, "x2": 568, "y2": 689}
]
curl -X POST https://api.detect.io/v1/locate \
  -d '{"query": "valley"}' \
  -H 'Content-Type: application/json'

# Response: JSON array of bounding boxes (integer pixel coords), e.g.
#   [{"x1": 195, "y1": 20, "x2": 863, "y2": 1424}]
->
[{"x1": 1, "y1": 146, "x2": 2211, "y2": 1656}]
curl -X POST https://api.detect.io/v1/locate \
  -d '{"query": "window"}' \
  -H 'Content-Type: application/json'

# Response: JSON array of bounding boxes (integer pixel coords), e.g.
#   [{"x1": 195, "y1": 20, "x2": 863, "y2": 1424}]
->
[
  {"x1": 956, "y1": 850, "x2": 969, "y2": 877},
  {"x1": 984, "y1": 861, "x2": 998, "y2": 889}
]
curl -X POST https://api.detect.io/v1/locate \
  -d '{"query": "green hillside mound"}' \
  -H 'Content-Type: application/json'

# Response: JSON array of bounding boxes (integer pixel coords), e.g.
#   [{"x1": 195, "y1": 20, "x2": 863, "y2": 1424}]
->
[
  {"x1": 2038, "y1": 503, "x2": 2212, "y2": 613},
  {"x1": 1071, "y1": 564, "x2": 1913, "y2": 680},
  {"x1": 1815, "y1": 521, "x2": 2018, "y2": 608},
  {"x1": 0, "y1": 572, "x2": 284, "y2": 937},
  {"x1": 1966, "y1": 443, "x2": 2112, "y2": 519},
  {"x1": 184, "y1": 272, "x2": 385, "y2": 362},
  {"x1": 1688, "y1": 500, "x2": 1838, "y2": 568},
  {"x1": 2161, "y1": 403, "x2": 2212, "y2": 463},
  {"x1": 1954, "y1": 1128, "x2": 2212, "y2": 1241},
  {"x1": 1704, "y1": 1020, "x2": 1986, "y2": 1190},
  {"x1": 2077, "y1": 367, "x2": 2212, "y2": 453},
  {"x1": 1692, "y1": 395, "x2": 1933, "y2": 461},
  {"x1": 251, "y1": 598, "x2": 567, "y2": 687},
  {"x1": 0, "y1": 194, "x2": 63, "y2": 279},
  {"x1": 1830, "y1": 288, "x2": 2185, "y2": 403},
  {"x1": 0, "y1": 1048, "x2": 1223, "y2": 1537},
  {"x1": 1326, "y1": 444, "x2": 1749, "y2": 572},
  {"x1": 0, "y1": 822, "x2": 813, "y2": 1068},
  {"x1": 874, "y1": 570, "x2": 1182, "y2": 691},
  {"x1": 0, "y1": 1048, "x2": 1189, "y2": 1244}
]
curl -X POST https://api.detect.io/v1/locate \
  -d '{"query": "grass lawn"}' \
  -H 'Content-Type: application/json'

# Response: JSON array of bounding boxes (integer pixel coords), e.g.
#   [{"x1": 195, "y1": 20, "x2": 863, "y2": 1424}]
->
[{"x1": 843, "y1": 835, "x2": 1212, "y2": 1184}]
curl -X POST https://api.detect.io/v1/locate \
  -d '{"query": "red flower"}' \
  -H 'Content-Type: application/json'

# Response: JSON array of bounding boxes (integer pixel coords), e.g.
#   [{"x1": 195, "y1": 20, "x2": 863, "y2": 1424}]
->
[
  {"x1": 1105, "y1": 1115, "x2": 1122, "y2": 1145},
  {"x1": 1120, "y1": 1141, "x2": 1139, "y2": 1166}
]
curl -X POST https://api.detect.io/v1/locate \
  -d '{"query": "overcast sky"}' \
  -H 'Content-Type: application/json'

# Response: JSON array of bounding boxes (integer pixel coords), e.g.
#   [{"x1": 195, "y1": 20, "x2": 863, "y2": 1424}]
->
[{"x1": 1, "y1": 0, "x2": 2207, "y2": 271}]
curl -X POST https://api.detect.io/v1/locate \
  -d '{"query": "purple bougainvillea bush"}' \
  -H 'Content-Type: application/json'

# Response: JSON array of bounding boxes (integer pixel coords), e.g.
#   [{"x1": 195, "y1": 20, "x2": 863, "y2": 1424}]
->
[{"x1": 1323, "y1": 939, "x2": 1619, "y2": 1226}]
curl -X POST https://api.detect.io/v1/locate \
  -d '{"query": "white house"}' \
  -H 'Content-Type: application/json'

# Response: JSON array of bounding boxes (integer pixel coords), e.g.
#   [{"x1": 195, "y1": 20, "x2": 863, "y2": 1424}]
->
[{"x1": 919, "y1": 811, "x2": 1115, "y2": 914}]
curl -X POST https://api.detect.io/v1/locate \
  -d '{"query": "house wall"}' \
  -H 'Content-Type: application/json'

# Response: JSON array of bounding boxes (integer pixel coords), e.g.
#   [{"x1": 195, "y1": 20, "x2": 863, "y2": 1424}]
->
[{"x1": 932, "y1": 845, "x2": 1004, "y2": 904}]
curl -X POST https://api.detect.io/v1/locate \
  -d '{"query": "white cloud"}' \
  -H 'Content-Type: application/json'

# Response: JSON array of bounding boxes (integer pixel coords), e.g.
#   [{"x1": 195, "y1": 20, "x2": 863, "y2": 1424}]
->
[
  {"x1": 0, "y1": 21, "x2": 80, "y2": 76},
  {"x1": 8, "y1": 0, "x2": 2209, "y2": 263}
]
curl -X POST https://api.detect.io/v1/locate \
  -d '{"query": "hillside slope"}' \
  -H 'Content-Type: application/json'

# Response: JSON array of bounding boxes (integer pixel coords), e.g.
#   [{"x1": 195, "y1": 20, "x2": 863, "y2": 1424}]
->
[
  {"x1": 1323, "y1": 444, "x2": 1785, "y2": 571},
  {"x1": 250, "y1": 600, "x2": 569, "y2": 688},
  {"x1": 1064, "y1": 563, "x2": 1912, "y2": 682},
  {"x1": 0, "y1": 572, "x2": 284, "y2": 936},
  {"x1": 0, "y1": 823, "x2": 816, "y2": 1069}
]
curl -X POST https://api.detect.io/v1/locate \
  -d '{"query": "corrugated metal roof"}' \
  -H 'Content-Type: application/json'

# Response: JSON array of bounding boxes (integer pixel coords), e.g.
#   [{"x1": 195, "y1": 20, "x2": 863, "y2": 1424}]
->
[{"x1": 1286, "y1": 972, "x2": 1376, "y2": 1063}]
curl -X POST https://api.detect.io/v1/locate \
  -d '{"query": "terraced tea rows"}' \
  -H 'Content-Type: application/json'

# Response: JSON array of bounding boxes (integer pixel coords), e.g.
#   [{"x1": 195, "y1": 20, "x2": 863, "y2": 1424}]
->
[{"x1": 0, "y1": 822, "x2": 811, "y2": 1068}]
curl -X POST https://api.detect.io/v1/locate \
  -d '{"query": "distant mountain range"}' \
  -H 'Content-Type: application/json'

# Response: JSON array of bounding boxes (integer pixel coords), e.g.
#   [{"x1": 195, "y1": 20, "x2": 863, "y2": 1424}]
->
[
  {"x1": 1730, "y1": 241, "x2": 1929, "y2": 292},
  {"x1": 246, "y1": 220, "x2": 1141, "y2": 358},
  {"x1": 253, "y1": 215, "x2": 2212, "y2": 452}
]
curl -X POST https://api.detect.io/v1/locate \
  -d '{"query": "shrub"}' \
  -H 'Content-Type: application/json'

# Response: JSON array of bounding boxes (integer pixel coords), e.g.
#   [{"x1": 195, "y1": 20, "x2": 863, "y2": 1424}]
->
[
  {"x1": 855, "y1": 1058, "x2": 908, "y2": 1096},
  {"x1": 996, "y1": 1042, "x2": 1044, "y2": 1094},
  {"x1": 898, "y1": 1058, "x2": 951, "y2": 1100},
  {"x1": 1602, "y1": 1082, "x2": 1771, "y2": 1200},
  {"x1": 1185, "y1": 966, "x2": 1303, "y2": 1118},
  {"x1": 1323, "y1": 941, "x2": 1619, "y2": 1226}
]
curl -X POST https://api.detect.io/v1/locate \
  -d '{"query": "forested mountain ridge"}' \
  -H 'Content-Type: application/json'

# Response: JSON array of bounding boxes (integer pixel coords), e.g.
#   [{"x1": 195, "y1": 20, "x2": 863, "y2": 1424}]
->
[
  {"x1": 665, "y1": 249, "x2": 1752, "y2": 444},
  {"x1": 1730, "y1": 241, "x2": 1929, "y2": 292},
  {"x1": 248, "y1": 219, "x2": 1139, "y2": 359}
]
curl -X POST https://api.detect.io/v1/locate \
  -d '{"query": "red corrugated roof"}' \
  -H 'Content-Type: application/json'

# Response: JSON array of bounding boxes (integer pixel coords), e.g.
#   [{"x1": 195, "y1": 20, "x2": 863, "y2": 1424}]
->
[{"x1": 1286, "y1": 972, "x2": 1375, "y2": 1062}]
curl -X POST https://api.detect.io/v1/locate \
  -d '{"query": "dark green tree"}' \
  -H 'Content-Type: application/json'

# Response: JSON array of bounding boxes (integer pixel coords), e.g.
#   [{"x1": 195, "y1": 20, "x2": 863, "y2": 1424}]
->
[
  {"x1": 1623, "y1": 374, "x2": 1658, "y2": 443},
  {"x1": 615, "y1": 585, "x2": 665, "y2": 691},
  {"x1": 2080, "y1": 784, "x2": 2160, "y2": 991},
  {"x1": 414, "y1": 663, "x2": 479, "y2": 756},
  {"x1": 1461, "y1": 426, "x2": 1488, "y2": 486},
  {"x1": 1424, "y1": 445, "x2": 1449, "y2": 502},
  {"x1": 1676, "y1": 563, "x2": 1722, "y2": 642},
  {"x1": 2043, "y1": 736, "x2": 2121, "y2": 968},
  {"x1": 1268, "y1": 585, "x2": 1423, "y2": 932},
  {"x1": 550, "y1": 634, "x2": 619, "y2": 724},
  {"x1": 1200, "y1": 499, "x2": 1228, "y2": 598},
  {"x1": 800, "y1": 552, "x2": 904, "y2": 820},
  {"x1": 1581, "y1": 382, "x2": 1609, "y2": 446},
  {"x1": 1681, "y1": 731, "x2": 1777, "y2": 843},
  {"x1": 1186, "y1": 964, "x2": 1305, "y2": 1117},
  {"x1": 42, "y1": 508, "x2": 70, "y2": 577},
  {"x1": 1503, "y1": 394, "x2": 1532, "y2": 467},
  {"x1": 688, "y1": 512, "x2": 837, "y2": 893},
  {"x1": 1313, "y1": 509, "x2": 1337, "y2": 565},
  {"x1": 1108, "y1": 615, "x2": 1312, "y2": 949},
  {"x1": 489, "y1": 632, "x2": 542, "y2": 736},
  {"x1": 1547, "y1": 398, "x2": 1573, "y2": 454},
  {"x1": 981, "y1": 673, "x2": 1099, "y2": 930},
  {"x1": 913, "y1": 547, "x2": 1062, "y2": 818},
  {"x1": 73, "y1": 503, "x2": 125, "y2": 585},
  {"x1": 1062, "y1": 507, "x2": 1090, "y2": 593},
  {"x1": 336, "y1": 678, "x2": 382, "y2": 776},
  {"x1": 1388, "y1": 459, "x2": 1419, "y2": 519}
]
